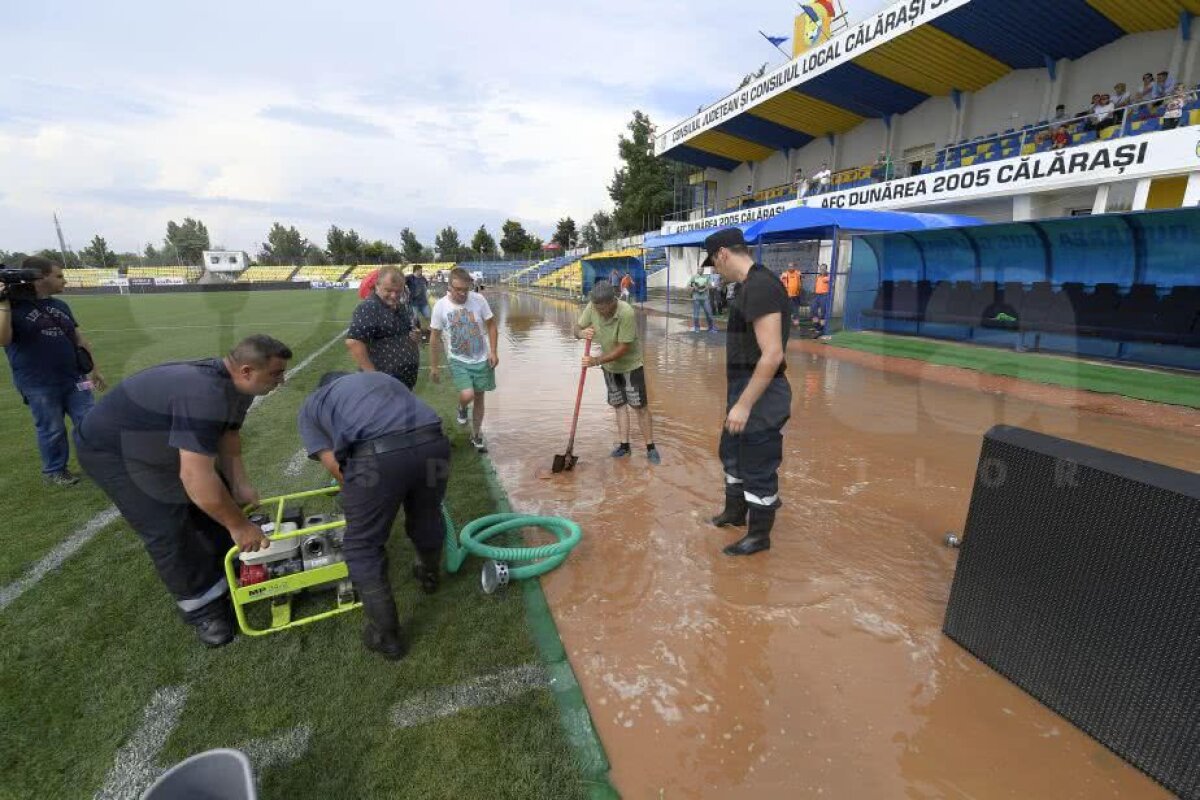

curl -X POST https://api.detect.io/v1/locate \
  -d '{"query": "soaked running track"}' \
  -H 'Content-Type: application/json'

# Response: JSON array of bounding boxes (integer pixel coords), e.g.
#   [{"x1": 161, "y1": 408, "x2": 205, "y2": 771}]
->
[{"x1": 480, "y1": 291, "x2": 1198, "y2": 799}]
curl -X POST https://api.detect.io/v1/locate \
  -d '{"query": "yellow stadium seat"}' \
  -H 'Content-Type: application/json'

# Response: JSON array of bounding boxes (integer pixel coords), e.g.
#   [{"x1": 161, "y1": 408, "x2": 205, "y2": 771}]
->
[
  {"x1": 961, "y1": 156, "x2": 976, "y2": 167},
  {"x1": 1020, "y1": 143, "x2": 1036, "y2": 155},
  {"x1": 1190, "y1": 109, "x2": 1200, "y2": 126}
]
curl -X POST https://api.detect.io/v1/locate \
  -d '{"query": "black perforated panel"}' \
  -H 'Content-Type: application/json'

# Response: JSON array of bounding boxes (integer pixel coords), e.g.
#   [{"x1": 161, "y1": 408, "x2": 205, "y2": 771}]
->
[{"x1": 944, "y1": 425, "x2": 1200, "y2": 799}]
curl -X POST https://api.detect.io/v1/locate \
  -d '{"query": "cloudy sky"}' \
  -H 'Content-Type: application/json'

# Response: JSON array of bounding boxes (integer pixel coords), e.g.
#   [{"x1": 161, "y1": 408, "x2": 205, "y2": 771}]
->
[{"x1": 0, "y1": 0, "x2": 889, "y2": 255}]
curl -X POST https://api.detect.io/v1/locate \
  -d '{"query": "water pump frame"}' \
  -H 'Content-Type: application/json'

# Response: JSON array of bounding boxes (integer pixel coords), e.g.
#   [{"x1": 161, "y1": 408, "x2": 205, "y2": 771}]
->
[{"x1": 223, "y1": 486, "x2": 360, "y2": 636}]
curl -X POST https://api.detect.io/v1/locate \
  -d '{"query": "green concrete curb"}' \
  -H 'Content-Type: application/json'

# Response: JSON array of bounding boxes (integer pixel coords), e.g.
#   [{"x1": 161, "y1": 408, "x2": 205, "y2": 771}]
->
[{"x1": 476, "y1": 453, "x2": 620, "y2": 800}]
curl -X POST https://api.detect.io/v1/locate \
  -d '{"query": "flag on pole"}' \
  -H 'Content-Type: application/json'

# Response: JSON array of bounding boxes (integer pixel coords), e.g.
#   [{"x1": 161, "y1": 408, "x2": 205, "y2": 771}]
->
[{"x1": 760, "y1": 31, "x2": 789, "y2": 48}]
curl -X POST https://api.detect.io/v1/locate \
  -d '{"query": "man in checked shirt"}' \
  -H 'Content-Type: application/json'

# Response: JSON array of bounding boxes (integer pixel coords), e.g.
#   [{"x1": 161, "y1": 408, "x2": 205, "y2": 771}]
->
[{"x1": 345, "y1": 265, "x2": 423, "y2": 389}]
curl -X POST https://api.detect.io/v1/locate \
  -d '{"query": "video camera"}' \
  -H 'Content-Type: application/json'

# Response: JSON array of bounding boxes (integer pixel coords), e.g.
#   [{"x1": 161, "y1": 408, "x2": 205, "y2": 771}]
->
[{"x1": 0, "y1": 265, "x2": 40, "y2": 301}]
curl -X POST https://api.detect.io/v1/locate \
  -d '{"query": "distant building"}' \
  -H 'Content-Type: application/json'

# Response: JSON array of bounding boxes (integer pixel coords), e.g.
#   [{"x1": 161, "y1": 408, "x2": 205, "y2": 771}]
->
[{"x1": 202, "y1": 250, "x2": 250, "y2": 272}]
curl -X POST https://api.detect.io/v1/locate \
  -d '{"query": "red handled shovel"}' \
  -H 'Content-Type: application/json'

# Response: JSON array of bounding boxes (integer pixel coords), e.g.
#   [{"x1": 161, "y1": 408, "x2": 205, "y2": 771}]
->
[{"x1": 552, "y1": 337, "x2": 593, "y2": 473}]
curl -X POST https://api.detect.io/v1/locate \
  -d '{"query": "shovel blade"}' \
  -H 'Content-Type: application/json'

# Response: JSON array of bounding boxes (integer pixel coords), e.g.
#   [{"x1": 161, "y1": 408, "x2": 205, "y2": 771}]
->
[{"x1": 552, "y1": 454, "x2": 567, "y2": 473}]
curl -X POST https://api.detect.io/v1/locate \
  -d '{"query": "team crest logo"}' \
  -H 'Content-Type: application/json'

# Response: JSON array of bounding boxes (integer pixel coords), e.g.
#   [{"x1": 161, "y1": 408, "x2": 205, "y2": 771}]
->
[{"x1": 797, "y1": 1, "x2": 835, "y2": 52}]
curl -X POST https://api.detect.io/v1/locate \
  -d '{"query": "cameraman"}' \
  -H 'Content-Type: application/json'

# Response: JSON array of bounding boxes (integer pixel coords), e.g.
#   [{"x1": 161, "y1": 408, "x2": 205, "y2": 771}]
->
[{"x1": 1, "y1": 256, "x2": 107, "y2": 486}]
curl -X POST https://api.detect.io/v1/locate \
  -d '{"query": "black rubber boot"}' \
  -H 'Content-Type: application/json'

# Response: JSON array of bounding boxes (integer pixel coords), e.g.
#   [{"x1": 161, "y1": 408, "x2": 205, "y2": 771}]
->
[
  {"x1": 711, "y1": 489, "x2": 748, "y2": 528},
  {"x1": 188, "y1": 600, "x2": 235, "y2": 648},
  {"x1": 412, "y1": 547, "x2": 442, "y2": 595},
  {"x1": 359, "y1": 586, "x2": 407, "y2": 660},
  {"x1": 723, "y1": 505, "x2": 775, "y2": 556}
]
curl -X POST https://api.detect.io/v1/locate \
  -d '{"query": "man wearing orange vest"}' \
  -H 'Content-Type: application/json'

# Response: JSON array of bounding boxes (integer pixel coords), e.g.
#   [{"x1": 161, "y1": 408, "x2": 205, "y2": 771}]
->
[
  {"x1": 780, "y1": 263, "x2": 803, "y2": 327},
  {"x1": 812, "y1": 264, "x2": 831, "y2": 337}
]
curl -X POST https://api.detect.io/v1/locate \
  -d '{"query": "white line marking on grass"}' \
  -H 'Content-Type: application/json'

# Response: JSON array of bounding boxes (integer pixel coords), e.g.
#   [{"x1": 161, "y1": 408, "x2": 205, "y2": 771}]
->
[
  {"x1": 0, "y1": 330, "x2": 348, "y2": 614},
  {"x1": 0, "y1": 507, "x2": 122, "y2": 612},
  {"x1": 94, "y1": 685, "x2": 189, "y2": 800},
  {"x1": 390, "y1": 663, "x2": 548, "y2": 729},
  {"x1": 239, "y1": 724, "x2": 313, "y2": 770},
  {"x1": 283, "y1": 447, "x2": 310, "y2": 477}
]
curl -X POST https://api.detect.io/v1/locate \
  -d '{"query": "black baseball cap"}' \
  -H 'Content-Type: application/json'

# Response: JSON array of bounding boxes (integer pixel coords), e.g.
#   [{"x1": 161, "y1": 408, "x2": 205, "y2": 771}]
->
[{"x1": 701, "y1": 227, "x2": 747, "y2": 267}]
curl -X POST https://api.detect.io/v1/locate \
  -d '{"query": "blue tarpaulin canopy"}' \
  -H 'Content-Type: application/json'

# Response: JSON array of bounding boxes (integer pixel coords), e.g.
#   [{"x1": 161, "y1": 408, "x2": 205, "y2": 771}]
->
[
  {"x1": 643, "y1": 208, "x2": 980, "y2": 249},
  {"x1": 745, "y1": 207, "x2": 982, "y2": 241}
]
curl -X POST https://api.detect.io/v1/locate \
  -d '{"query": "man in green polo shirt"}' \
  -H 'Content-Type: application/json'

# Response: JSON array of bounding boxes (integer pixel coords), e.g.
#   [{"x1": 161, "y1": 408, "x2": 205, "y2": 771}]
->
[{"x1": 574, "y1": 281, "x2": 660, "y2": 465}]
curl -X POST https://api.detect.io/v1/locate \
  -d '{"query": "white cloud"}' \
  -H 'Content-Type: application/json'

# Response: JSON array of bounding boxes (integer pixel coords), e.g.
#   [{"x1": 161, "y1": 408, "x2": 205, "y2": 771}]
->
[{"x1": 0, "y1": 0, "x2": 893, "y2": 254}]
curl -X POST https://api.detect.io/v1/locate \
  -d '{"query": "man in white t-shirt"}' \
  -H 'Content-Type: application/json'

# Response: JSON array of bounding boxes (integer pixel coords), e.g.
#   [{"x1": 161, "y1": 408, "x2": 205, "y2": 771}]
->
[{"x1": 429, "y1": 267, "x2": 499, "y2": 452}]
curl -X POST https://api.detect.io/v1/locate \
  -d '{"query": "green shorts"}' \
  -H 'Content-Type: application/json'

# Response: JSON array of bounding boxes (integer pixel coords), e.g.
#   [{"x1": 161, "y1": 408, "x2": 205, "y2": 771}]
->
[{"x1": 449, "y1": 359, "x2": 496, "y2": 393}]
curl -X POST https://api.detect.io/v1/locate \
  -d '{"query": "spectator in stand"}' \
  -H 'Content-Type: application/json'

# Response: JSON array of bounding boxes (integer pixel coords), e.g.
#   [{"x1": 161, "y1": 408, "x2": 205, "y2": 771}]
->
[
  {"x1": 688, "y1": 269, "x2": 716, "y2": 332},
  {"x1": 871, "y1": 151, "x2": 893, "y2": 183},
  {"x1": 1112, "y1": 83, "x2": 1131, "y2": 122},
  {"x1": 741, "y1": 184, "x2": 756, "y2": 208},
  {"x1": 1033, "y1": 128, "x2": 1052, "y2": 149},
  {"x1": 1087, "y1": 94, "x2": 1116, "y2": 132},
  {"x1": 1052, "y1": 104, "x2": 1069, "y2": 125},
  {"x1": 1160, "y1": 85, "x2": 1190, "y2": 130},
  {"x1": 780, "y1": 263, "x2": 804, "y2": 327},
  {"x1": 793, "y1": 167, "x2": 807, "y2": 198},
  {"x1": 1052, "y1": 126, "x2": 1070, "y2": 150},
  {"x1": 1153, "y1": 70, "x2": 1177, "y2": 101},
  {"x1": 811, "y1": 163, "x2": 831, "y2": 193},
  {"x1": 1077, "y1": 94, "x2": 1101, "y2": 120},
  {"x1": 1134, "y1": 72, "x2": 1157, "y2": 104}
]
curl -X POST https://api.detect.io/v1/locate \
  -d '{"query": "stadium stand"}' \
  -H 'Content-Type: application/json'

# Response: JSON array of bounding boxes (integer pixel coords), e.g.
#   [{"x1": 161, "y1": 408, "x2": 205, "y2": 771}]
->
[
  {"x1": 692, "y1": 85, "x2": 1200, "y2": 215},
  {"x1": 64, "y1": 269, "x2": 119, "y2": 288},
  {"x1": 126, "y1": 266, "x2": 203, "y2": 282},
  {"x1": 291, "y1": 266, "x2": 352, "y2": 282},
  {"x1": 536, "y1": 259, "x2": 583, "y2": 292},
  {"x1": 643, "y1": 247, "x2": 667, "y2": 278},
  {"x1": 238, "y1": 266, "x2": 299, "y2": 283}
]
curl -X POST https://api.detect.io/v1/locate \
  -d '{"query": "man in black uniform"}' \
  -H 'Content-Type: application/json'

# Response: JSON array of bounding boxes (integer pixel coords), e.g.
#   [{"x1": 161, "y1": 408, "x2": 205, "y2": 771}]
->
[
  {"x1": 298, "y1": 371, "x2": 450, "y2": 660},
  {"x1": 703, "y1": 229, "x2": 791, "y2": 556},
  {"x1": 75, "y1": 335, "x2": 291, "y2": 645},
  {"x1": 345, "y1": 265, "x2": 422, "y2": 389}
]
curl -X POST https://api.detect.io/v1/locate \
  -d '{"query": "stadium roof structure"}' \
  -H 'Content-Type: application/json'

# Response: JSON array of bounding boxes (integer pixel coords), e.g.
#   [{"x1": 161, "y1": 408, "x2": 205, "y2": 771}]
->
[{"x1": 658, "y1": 0, "x2": 1200, "y2": 170}]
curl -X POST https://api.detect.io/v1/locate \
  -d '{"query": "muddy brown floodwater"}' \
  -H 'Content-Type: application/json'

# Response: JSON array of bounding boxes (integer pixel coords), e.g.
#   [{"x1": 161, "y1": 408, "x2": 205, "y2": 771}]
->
[{"x1": 481, "y1": 291, "x2": 1199, "y2": 799}]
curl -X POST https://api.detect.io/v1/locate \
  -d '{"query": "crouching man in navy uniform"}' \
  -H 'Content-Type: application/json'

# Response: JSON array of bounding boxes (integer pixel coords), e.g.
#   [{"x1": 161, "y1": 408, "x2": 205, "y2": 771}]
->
[
  {"x1": 75, "y1": 336, "x2": 291, "y2": 646},
  {"x1": 298, "y1": 371, "x2": 450, "y2": 660}
]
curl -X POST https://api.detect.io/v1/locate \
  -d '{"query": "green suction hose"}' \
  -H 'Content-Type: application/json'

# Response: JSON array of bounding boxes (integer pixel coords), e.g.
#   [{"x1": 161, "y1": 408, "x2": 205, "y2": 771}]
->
[{"x1": 442, "y1": 507, "x2": 582, "y2": 593}]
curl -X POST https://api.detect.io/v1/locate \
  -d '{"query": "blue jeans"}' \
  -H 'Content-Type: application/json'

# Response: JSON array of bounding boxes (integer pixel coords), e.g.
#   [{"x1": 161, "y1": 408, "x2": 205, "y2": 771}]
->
[
  {"x1": 20, "y1": 381, "x2": 94, "y2": 474},
  {"x1": 692, "y1": 296, "x2": 713, "y2": 328}
]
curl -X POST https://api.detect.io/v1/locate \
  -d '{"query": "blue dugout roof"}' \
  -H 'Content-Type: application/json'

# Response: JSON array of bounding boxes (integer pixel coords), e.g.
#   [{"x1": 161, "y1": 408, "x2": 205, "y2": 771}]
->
[{"x1": 644, "y1": 208, "x2": 980, "y2": 248}]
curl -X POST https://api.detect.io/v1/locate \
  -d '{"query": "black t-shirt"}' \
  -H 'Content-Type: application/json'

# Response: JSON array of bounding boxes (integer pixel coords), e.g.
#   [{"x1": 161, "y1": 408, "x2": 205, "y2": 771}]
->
[
  {"x1": 726, "y1": 264, "x2": 791, "y2": 380},
  {"x1": 77, "y1": 358, "x2": 253, "y2": 469}
]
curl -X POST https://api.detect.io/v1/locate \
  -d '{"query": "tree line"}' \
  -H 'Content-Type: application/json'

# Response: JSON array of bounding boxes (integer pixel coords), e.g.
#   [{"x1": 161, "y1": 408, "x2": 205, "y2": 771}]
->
[{"x1": 2, "y1": 110, "x2": 685, "y2": 269}]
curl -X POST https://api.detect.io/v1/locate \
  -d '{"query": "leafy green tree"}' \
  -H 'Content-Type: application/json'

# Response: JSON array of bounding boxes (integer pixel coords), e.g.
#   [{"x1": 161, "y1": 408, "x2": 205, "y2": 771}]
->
[
  {"x1": 470, "y1": 225, "x2": 497, "y2": 258},
  {"x1": 257, "y1": 223, "x2": 308, "y2": 265},
  {"x1": 434, "y1": 226, "x2": 466, "y2": 262},
  {"x1": 580, "y1": 210, "x2": 616, "y2": 252},
  {"x1": 304, "y1": 245, "x2": 329, "y2": 265},
  {"x1": 164, "y1": 218, "x2": 210, "y2": 264},
  {"x1": 608, "y1": 111, "x2": 675, "y2": 235},
  {"x1": 35, "y1": 248, "x2": 81, "y2": 267},
  {"x1": 326, "y1": 225, "x2": 364, "y2": 265},
  {"x1": 361, "y1": 240, "x2": 403, "y2": 264},
  {"x1": 81, "y1": 235, "x2": 119, "y2": 268},
  {"x1": 499, "y1": 219, "x2": 536, "y2": 257},
  {"x1": 551, "y1": 217, "x2": 578, "y2": 251},
  {"x1": 399, "y1": 228, "x2": 424, "y2": 263}
]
